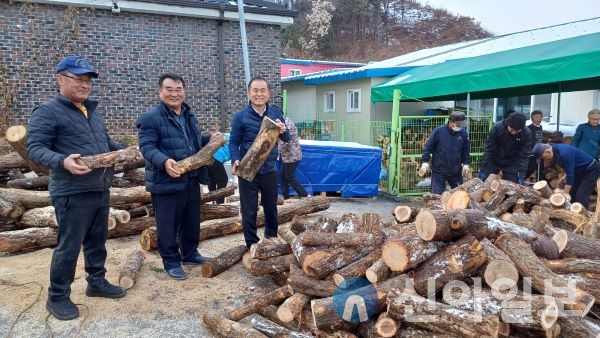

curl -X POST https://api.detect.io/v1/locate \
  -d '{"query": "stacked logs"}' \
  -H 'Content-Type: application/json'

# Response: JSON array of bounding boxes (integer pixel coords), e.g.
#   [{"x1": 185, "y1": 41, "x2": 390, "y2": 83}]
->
[{"x1": 204, "y1": 176, "x2": 600, "y2": 338}]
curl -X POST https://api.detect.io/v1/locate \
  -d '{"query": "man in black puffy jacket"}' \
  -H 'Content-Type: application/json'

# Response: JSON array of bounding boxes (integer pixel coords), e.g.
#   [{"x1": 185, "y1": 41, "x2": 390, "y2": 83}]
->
[
  {"x1": 27, "y1": 55, "x2": 126, "y2": 321},
  {"x1": 137, "y1": 73, "x2": 222, "y2": 281}
]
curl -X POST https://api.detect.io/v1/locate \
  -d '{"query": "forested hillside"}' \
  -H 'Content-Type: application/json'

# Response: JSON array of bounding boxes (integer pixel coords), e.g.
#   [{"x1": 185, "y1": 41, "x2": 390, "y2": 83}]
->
[{"x1": 282, "y1": 0, "x2": 493, "y2": 62}]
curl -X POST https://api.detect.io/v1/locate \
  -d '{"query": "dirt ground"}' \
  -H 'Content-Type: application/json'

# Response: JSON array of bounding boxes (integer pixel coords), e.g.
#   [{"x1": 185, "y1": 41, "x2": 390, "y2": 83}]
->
[{"x1": 0, "y1": 194, "x2": 415, "y2": 338}]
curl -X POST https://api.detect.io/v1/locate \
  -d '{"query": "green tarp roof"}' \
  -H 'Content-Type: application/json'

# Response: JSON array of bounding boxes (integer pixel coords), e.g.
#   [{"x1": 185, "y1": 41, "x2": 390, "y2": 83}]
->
[{"x1": 371, "y1": 33, "x2": 600, "y2": 102}]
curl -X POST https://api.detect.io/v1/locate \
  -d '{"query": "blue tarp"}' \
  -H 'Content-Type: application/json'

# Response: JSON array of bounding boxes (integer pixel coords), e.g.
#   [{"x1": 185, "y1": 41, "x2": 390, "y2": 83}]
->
[{"x1": 280, "y1": 140, "x2": 381, "y2": 198}]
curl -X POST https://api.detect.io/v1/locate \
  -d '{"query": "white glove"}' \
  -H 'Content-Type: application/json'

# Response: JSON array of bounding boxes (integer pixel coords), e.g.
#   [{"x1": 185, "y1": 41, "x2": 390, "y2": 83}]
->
[
  {"x1": 418, "y1": 163, "x2": 429, "y2": 177},
  {"x1": 462, "y1": 164, "x2": 470, "y2": 177}
]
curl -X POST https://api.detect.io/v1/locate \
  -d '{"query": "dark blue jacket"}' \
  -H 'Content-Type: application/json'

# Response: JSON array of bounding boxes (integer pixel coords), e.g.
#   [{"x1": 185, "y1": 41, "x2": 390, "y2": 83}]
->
[
  {"x1": 572, "y1": 122, "x2": 600, "y2": 159},
  {"x1": 27, "y1": 93, "x2": 122, "y2": 197},
  {"x1": 552, "y1": 143, "x2": 595, "y2": 186},
  {"x1": 229, "y1": 103, "x2": 290, "y2": 175},
  {"x1": 481, "y1": 119, "x2": 532, "y2": 176},
  {"x1": 137, "y1": 102, "x2": 210, "y2": 194},
  {"x1": 422, "y1": 124, "x2": 470, "y2": 176}
]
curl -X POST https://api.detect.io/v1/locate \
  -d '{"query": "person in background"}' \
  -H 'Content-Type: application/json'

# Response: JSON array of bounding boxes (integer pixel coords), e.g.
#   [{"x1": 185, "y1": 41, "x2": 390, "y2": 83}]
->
[
  {"x1": 533, "y1": 143, "x2": 600, "y2": 208},
  {"x1": 27, "y1": 55, "x2": 126, "y2": 321},
  {"x1": 572, "y1": 109, "x2": 600, "y2": 160},
  {"x1": 418, "y1": 111, "x2": 471, "y2": 194},
  {"x1": 278, "y1": 116, "x2": 309, "y2": 199},
  {"x1": 137, "y1": 73, "x2": 222, "y2": 280},
  {"x1": 229, "y1": 76, "x2": 290, "y2": 248},
  {"x1": 207, "y1": 132, "x2": 230, "y2": 204},
  {"x1": 503, "y1": 108, "x2": 516, "y2": 120},
  {"x1": 526, "y1": 110, "x2": 545, "y2": 180},
  {"x1": 478, "y1": 112, "x2": 532, "y2": 184}
]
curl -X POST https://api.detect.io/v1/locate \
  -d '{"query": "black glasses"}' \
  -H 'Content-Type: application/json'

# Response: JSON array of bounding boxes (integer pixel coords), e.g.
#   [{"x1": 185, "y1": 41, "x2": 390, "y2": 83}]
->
[{"x1": 60, "y1": 73, "x2": 93, "y2": 85}]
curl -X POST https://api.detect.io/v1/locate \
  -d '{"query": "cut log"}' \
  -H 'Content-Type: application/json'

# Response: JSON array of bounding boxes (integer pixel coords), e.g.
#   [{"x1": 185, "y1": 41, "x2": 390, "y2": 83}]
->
[
  {"x1": 387, "y1": 290, "x2": 500, "y2": 337},
  {"x1": 494, "y1": 233, "x2": 595, "y2": 316},
  {"x1": 203, "y1": 313, "x2": 267, "y2": 338},
  {"x1": 358, "y1": 212, "x2": 381, "y2": 233},
  {"x1": 6, "y1": 175, "x2": 49, "y2": 190},
  {"x1": 128, "y1": 205, "x2": 149, "y2": 219},
  {"x1": 297, "y1": 231, "x2": 383, "y2": 247},
  {"x1": 109, "y1": 207, "x2": 131, "y2": 224},
  {"x1": 109, "y1": 186, "x2": 152, "y2": 206},
  {"x1": 201, "y1": 185, "x2": 237, "y2": 205},
  {"x1": 413, "y1": 234, "x2": 487, "y2": 297},
  {"x1": 201, "y1": 204, "x2": 239, "y2": 221},
  {"x1": 0, "y1": 227, "x2": 57, "y2": 252},
  {"x1": 445, "y1": 189, "x2": 470, "y2": 210},
  {"x1": 382, "y1": 225, "x2": 446, "y2": 272},
  {"x1": 18, "y1": 206, "x2": 57, "y2": 228},
  {"x1": 0, "y1": 188, "x2": 50, "y2": 209},
  {"x1": 551, "y1": 228, "x2": 600, "y2": 260},
  {"x1": 311, "y1": 274, "x2": 408, "y2": 332},
  {"x1": 415, "y1": 209, "x2": 489, "y2": 241},
  {"x1": 491, "y1": 194, "x2": 518, "y2": 217},
  {"x1": 332, "y1": 249, "x2": 382, "y2": 285},
  {"x1": 0, "y1": 195, "x2": 25, "y2": 219},
  {"x1": 227, "y1": 284, "x2": 294, "y2": 321},
  {"x1": 557, "y1": 315, "x2": 600, "y2": 338},
  {"x1": 5, "y1": 125, "x2": 48, "y2": 175},
  {"x1": 118, "y1": 249, "x2": 145, "y2": 289},
  {"x1": 533, "y1": 180, "x2": 553, "y2": 198},
  {"x1": 544, "y1": 258, "x2": 600, "y2": 275},
  {"x1": 276, "y1": 293, "x2": 312, "y2": 323},
  {"x1": 250, "y1": 254, "x2": 295, "y2": 276},
  {"x1": 375, "y1": 312, "x2": 398, "y2": 338},
  {"x1": 139, "y1": 226, "x2": 157, "y2": 251},
  {"x1": 200, "y1": 196, "x2": 330, "y2": 241},
  {"x1": 530, "y1": 234, "x2": 560, "y2": 260},
  {"x1": 108, "y1": 216, "x2": 155, "y2": 238},
  {"x1": 249, "y1": 314, "x2": 312, "y2": 338},
  {"x1": 80, "y1": 147, "x2": 142, "y2": 169},
  {"x1": 114, "y1": 156, "x2": 145, "y2": 173},
  {"x1": 201, "y1": 245, "x2": 247, "y2": 278},
  {"x1": 0, "y1": 152, "x2": 28, "y2": 169},
  {"x1": 366, "y1": 258, "x2": 393, "y2": 284},
  {"x1": 549, "y1": 192, "x2": 571, "y2": 209},
  {"x1": 479, "y1": 238, "x2": 519, "y2": 290},
  {"x1": 303, "y1": 244, "x2": 376, "y2": 280},
  {"x1": 250, "y1": 241, "x2": 292, "y2": 260},
  {"x1": 336, "y1": 213, "x2": 361, "y2": 233},
  {"x1": 392, "y1": 205, "x2": 418, "y2": 223},
  {"x1": 288, "y1": 264, "x2": 336, "y2": 298},
  {"x1": 174, "y1": 134, "x2": 226, "y2": 175},
  {"x1": 237, "y1": 117, "x2": 281, "y2": 182},
  {"x1": 107, "y1": 216, "x2": 117, "y2": 231}
]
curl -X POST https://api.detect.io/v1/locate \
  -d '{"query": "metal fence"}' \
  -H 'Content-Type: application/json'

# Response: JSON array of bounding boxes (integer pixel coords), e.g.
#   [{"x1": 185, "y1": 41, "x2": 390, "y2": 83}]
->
[{"x1": 285, "y1": 111, "x2": 341, "y2": 141}]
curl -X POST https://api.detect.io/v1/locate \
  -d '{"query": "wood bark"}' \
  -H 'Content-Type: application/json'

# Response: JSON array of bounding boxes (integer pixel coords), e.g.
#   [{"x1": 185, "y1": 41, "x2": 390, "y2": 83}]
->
[
  {"x1": 544, "y1": 258, "x2": 600, "y2": 275},
  {"x1": 413, "y1": 234, "x2": 487, "y2": 297},
  {"x1": 310, "y1": 274, "x2": 408, "y2": 332},
  {"x1": 332, "y1": 249, "x2": 382, "y2": 285},
  {"x1": 249, "y1": 314, "x2": 312, "y2": 338},
  {"x1": 494, "y1": 233, "x2": 595, "y2": 316},
  {"x1": 18, "y1": 206, "x2": 57, "y2": 228},
  {"x1": 530, "y1": 234, "x2": 560, "y2": 260},
  {"x1": 6, "y1": 175, "x2": 49, "y2": 190},
  {"x1": 0, "y1": 227, "x2": 57, "y2": 252},
  {"x1": 5, "y1": 125, "x2": 48, "y2": 175},
  {"x1": 200, "y1": 196, "x2": 330, "y2": 241},
  {"x1": 382, "y1": 224, "x2": 446, "y2": 272},
  {"x1": 128, "y1": 205, "x2": 149, "y2": 219},
  {"x1": 276, "y1": 293, "x2": 312, "y2": 323},
  {"x1": 114, "y1": 157, "x2": 145, "y2": 173},
  {"x1": 0, "y1": 195, "x2": 25, "y2": 219},
  {"x1": 336, "y1": 213, "x2": 361, "y2": 233},
  {"x1": 118, "y1": 249, "x2": 145, "y2": 289},
  {"x1": 227, "y1": 284, "x2": 294, "y2": 321},
  {"x1": 387, "y1": 290, "x2": 500, "y2": 338},
  {"x1": 287, "y1": 264, "x2": 337, "y2": 298},
  {"x1": 415, "y1": 208, "x2": 488, "y2": 241},
  {"x1": 250, "y1": 254, "x2": 295, "y2": 276},
  {"x1": 0, "y1": 152, "x2": 28, "y2": 169},
  {"x1": 201, "y1": 245, "x2": 247, "y2": 278},
  {"x1": 237, "y1": 117, "x2": 281, "y2": 182},
  {"x1": 358, "y1": 212, "x2": 381, "y2": 233},
  {"x1": 479, "y1": 237, "x2": 519, "y2": 290},
  {"x1": 250, "y1": 241, "x2": 292, "y2": 260},
  {"x1": 139, "y1": 226, "x2": 157, "y2": 251},
  {"x1": 203, "y1": 313, "x2": 267, "y2": 338},
  {"x1": 175, "y1": 134, "x2": 226, "y2": 174},
  {"x1": 296, "y1": 231, "x2": 383, "y2": 247},
  {"x1": 80, "y1": 147, "x2": 142, "y2": 169},
  {"x1": 201, "y1": 185, "x2": 237, "y2": 204},
  {"x1": 557, "y1": 316, "x2": 600, "y2": 338},
  {"x1": 365, "y1": 258, "x2": 394, "y2": 283},
  {"x1": 201, "y1": 204, "x2": 239, "y2": 221},
  {"x1": 551, "y1": 228, "x2": 600, "y2": 260}
]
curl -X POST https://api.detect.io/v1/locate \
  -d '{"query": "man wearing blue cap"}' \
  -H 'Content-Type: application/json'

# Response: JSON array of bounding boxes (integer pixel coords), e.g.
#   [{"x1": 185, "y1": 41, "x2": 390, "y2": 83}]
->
[
  {"x1": 27, "y1": 55, "x2": 126, "y2": 321},
  {"x1": 533, "y1": 143, "x2": 600, "y2": 208}
]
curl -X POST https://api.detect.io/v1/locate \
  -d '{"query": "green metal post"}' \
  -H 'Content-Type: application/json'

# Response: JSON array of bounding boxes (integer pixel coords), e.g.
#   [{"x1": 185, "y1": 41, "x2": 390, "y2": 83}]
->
[
  {"x1": 387, "y1": 89, "x2": 401, "y2": 194},
  {"x1": 282, "y1": 89, "x2": 287, "y2": 115}
]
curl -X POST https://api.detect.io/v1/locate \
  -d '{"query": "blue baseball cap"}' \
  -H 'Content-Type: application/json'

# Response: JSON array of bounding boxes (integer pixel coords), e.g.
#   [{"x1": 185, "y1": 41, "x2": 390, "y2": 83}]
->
[{"x1": 56, "y1": 55, "x2": 98, "y2": 78}]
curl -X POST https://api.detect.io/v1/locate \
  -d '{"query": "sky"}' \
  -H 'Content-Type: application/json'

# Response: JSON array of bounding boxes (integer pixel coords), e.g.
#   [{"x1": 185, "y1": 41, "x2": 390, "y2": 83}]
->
[{"x1": 419, "y1": 0, "x2": 600, "y2": 35}]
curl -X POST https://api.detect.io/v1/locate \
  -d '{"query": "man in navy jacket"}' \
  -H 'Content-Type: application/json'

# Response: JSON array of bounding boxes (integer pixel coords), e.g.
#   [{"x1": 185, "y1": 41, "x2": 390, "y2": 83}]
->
[
  {"x1": 418, "y1": 111, "x2": 471, "y2": 194},
  {"x1": 229, "y1": 77, "x2": 290, "y2": 248},
  {"x1": 28, "y1": 55, "x2": 126, "y2": 321},
  {"x1": 137, "y1": 73, "x2": 222, "y2": 280}
]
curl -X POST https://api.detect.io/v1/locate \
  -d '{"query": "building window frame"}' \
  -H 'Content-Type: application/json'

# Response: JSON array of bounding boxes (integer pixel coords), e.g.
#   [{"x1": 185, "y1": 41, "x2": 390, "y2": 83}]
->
[
  {"x1": 289, "y1": 69, "x2": 301, "y2": 76},
  {"x1": 347, "y1": 89, "x2": 361, "y2": 113},
  {"x1": 323, "y1": 91, "x2": 335, "y2": 112}
]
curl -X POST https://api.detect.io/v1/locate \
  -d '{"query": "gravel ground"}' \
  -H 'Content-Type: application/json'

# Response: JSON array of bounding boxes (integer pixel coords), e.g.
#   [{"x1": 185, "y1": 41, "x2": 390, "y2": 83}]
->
[{"x1": 0, "y1": 193, "x2": 418, "y2": 338}]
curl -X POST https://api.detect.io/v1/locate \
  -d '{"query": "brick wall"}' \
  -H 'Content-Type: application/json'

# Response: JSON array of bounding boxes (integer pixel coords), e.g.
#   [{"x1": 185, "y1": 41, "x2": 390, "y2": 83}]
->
[{"x1": 0, "y1": 2, "x2": 283, "y2": 142}]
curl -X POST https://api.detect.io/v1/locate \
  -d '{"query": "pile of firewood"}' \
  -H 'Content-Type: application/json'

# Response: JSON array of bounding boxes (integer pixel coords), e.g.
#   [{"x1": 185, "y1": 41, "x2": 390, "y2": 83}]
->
[{"x1": 200, "y1": 175, "x2": 600, "y2": 338}]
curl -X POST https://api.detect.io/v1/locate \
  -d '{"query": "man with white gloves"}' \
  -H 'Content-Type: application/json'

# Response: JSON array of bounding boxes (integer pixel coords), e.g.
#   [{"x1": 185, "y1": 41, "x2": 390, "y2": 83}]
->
[{"x1": 418, "y1": 111, "x2": 471, "y2": 194}]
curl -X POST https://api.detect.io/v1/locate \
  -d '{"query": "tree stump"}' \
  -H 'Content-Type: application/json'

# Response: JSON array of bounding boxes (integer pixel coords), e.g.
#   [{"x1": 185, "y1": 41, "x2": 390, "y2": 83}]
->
[
  {"x1": 237, "y1": 116, "x2": 281, "y2": 182},
  {"x1": 118, "y1": 249, "x2": 145, "y2": 289}
]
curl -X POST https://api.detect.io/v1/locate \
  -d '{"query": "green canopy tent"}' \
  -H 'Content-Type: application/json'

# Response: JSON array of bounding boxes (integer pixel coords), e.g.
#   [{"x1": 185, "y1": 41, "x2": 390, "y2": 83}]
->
[
  {"x1": 371, "y1": 32, "x2": 600, "y2": 194},
  {"x1": 371, "y1": 32, "x2": 600, "y2": 103}
]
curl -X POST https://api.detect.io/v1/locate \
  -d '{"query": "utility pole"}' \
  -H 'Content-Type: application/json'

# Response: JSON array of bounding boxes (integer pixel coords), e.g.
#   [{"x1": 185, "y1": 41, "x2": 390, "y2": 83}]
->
[{"x1": 237, "y1": 0, "x2": 251, "y2": 88}]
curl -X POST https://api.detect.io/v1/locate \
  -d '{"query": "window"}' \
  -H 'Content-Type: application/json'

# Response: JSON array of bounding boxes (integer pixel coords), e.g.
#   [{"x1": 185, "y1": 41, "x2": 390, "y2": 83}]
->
[
  {"x1": 324, "y1": 91, "x2": 335, "y2": 112},
  {"x1": 289, "y1": 69, "x2": 301, "y2": 76},
  {"x1": 347, "y1": 89, "x2": 361, "y2": 112}
]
